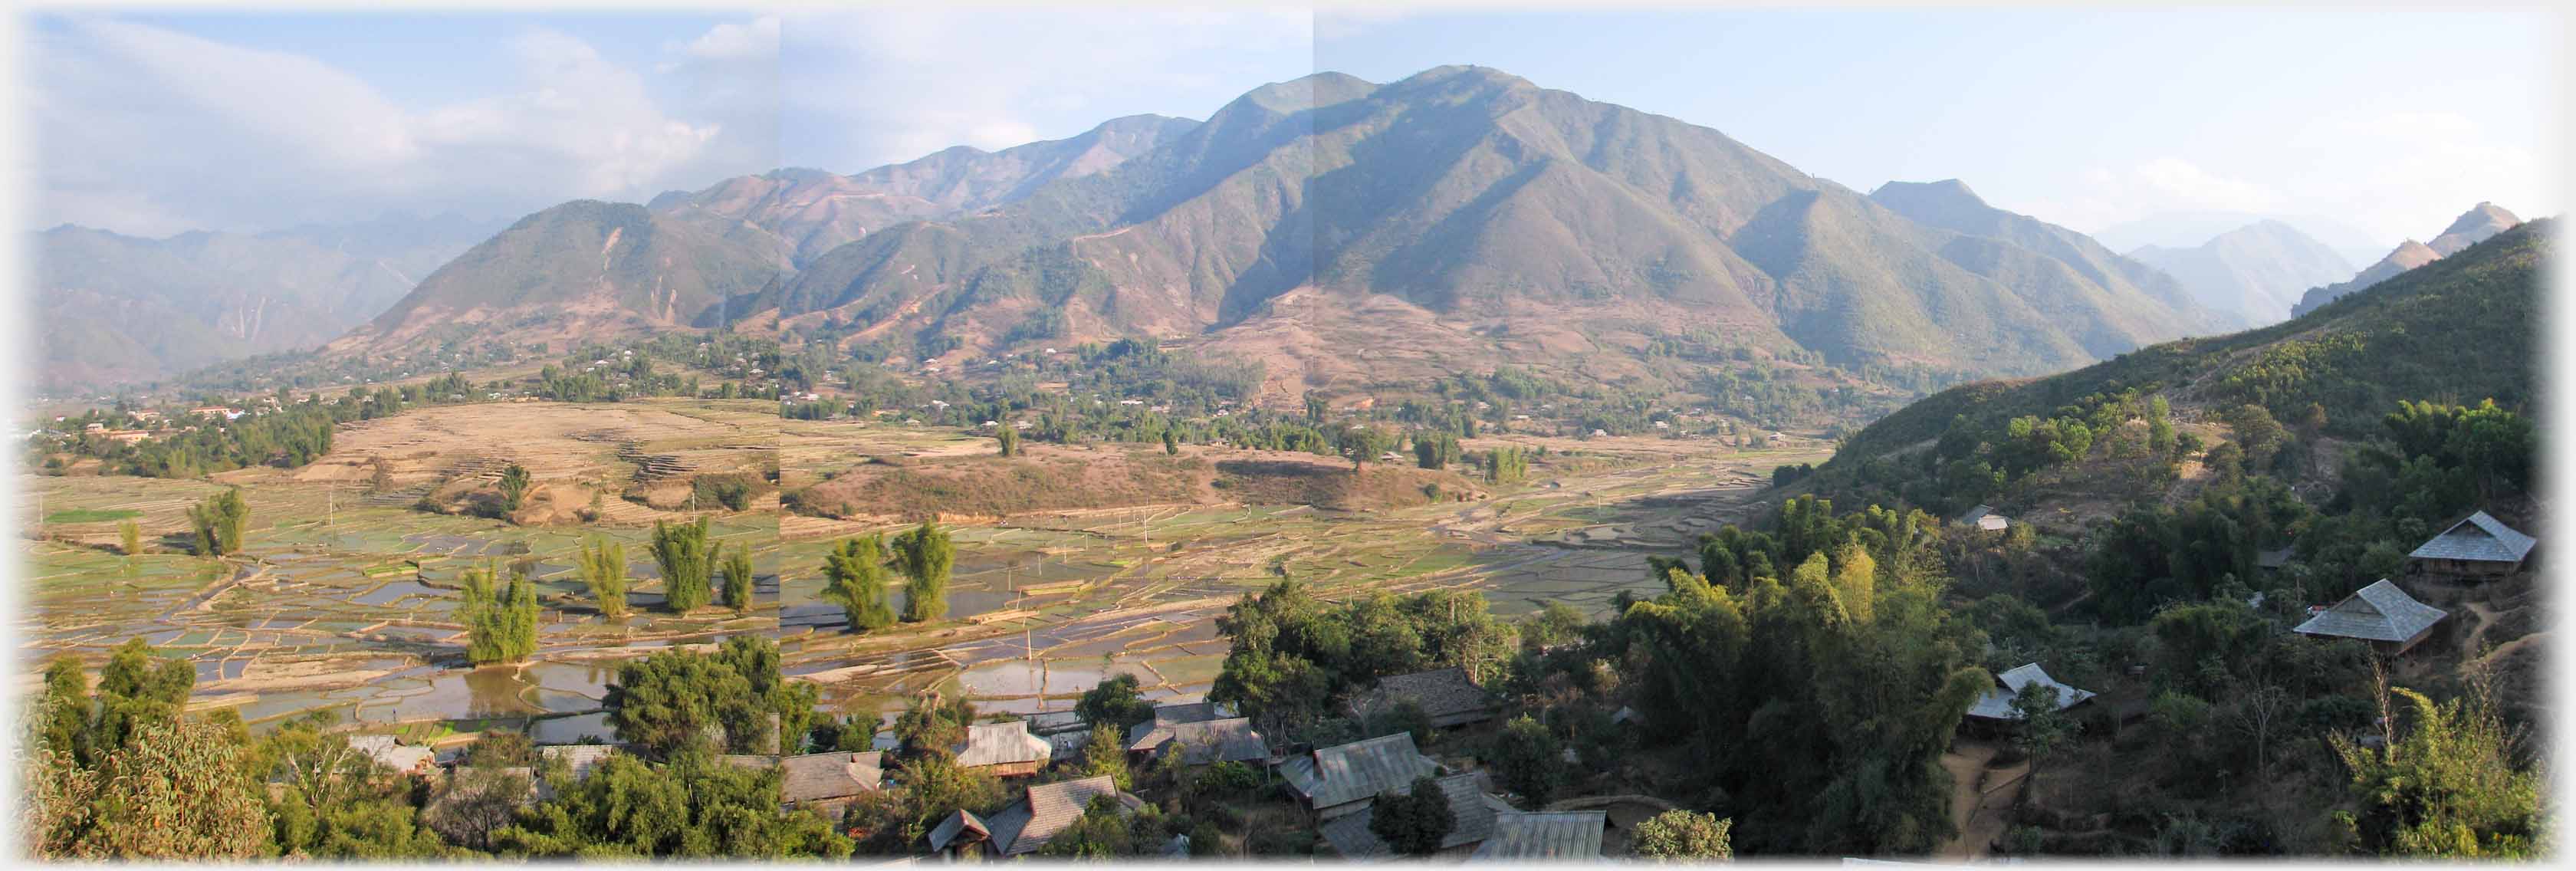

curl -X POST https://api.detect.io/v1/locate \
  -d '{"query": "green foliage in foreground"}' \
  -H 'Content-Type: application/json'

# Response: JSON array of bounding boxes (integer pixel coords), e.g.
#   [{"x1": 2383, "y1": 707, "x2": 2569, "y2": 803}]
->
[
  {"x1": 649, "y1": 517, "x2": 714, "y2": 613},
  {"x1": 1368, "y1": 775, "x2": 1457, "y2": 856},
  {"x1": 605, "y1": 634, "x2": 816, "y2": 758},
  {"x1": 1631, "y1": 810, "x2": 1735, "y2": 859},
  {"x1": 2331, "y1": 681, "x2": 2541, "y2": 858}
]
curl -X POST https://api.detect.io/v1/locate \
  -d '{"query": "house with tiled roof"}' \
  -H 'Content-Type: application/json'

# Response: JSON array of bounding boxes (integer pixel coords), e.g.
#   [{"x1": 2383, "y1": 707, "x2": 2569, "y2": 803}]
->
[
  {"x1": 1319, "y1": 771, "x2": 1502, "y2": 859},
  {"x1": 2295, "y1": 579, "x2": 2449, "y2": 655},
  {"x1": 2409, "y1": 511, "x2": 2535, "y2": 578},
  {"x1": 1352, "y1": 667, "x2": 1500, "y2": 729},
  {"x1": 1964, "y1": 663, "x2": 2097, "y2": 723},
  {"x1": 955, "y1": 720, "x2": 1053, "y2": 777},
  {"x1": 1280, "y1": 732, "x2": 1444, "y2": 821},
  {"x1": 1128, "y1": 716, "x2": 1269, "y2": 766},
  {"x1": 978, "y1": 774, "x2": 1147, "y2": 856},
  {"x1": 926, "y1": 809, "x2": 992, "y2": 858}
]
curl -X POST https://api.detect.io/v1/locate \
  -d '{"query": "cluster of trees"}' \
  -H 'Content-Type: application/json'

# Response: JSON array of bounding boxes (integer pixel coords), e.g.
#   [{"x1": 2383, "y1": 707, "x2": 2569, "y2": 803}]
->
[
  {"x1": 1208, "y1": 582, "x2": 1510, "y2": 744},
  {"x1": 1482, "y1": 445, "x2": 1531, "y2": 484},
  {"x1": 606, "y1": 634, "x2": 816, "y2": 757},
  {"x1": 460, "y1": 561, "x2": 541, "y2": 664},
  {"x1": 816, "y1": 522, "x2": 949, "y2": 630},
  {"x1": 578, "y1": 537, "x2": 628, "y2": 619},
  {"x1": 188, "y1": 488, "x2": 250, "y2": 556},
  {"x1": 41, "y1": 403, "x2": 340, "y2": 478},
  {"x1": 649, "y1": 518, "x2": 715, "y2": 613}
]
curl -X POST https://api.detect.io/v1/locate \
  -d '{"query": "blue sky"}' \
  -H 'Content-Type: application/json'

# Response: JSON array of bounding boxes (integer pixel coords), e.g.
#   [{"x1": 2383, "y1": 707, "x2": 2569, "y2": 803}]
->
[{"x1": 25, "y1": 5, "x2": 2561, "y2": 250}]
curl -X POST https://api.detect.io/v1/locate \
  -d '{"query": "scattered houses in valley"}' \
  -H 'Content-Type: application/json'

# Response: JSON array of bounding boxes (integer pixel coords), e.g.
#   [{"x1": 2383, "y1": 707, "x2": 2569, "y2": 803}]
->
[
  {"x1": 1352, "y1": 666, "x2": 1500, "y2": 729},
  {"x1": 1280, "y1": 731, "x2": 1444, "y2": 821},
  {"x1": 1319, "y1": 771, "x2": 1503, "y2": 859},
  {"x1": 975, "y1": 774, "x2": 1148, "y2": 857},
  {"x1": 1965, "y1": 663, "x2": 2098, "y2": 724},
  {"x1": 955, "y1": 720, "x2": 1053, "y2": 777}
]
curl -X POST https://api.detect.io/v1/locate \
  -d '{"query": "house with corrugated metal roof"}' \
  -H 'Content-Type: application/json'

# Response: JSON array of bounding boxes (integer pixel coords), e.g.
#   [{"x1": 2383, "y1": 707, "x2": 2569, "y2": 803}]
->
[
  {"x1": 2295, "y1": 579, "x2": 2448, "y2": 655},
  {"x1": 955, "y1": 721, "x2": 1053, "y2": 777},
  {"x1": 1280, "y1": 732, "x2": 1444, "y2": 821},
  {"x1": 978, "y1": 774, "x2": 1146, "y2": 857},
  {"x1": 1352, "y1": 667, "x2": 1500, "y2": 729},
  {"x1": 2409, "y1": 511, "x2": 2535, "y2": 578},
  {"x1": 1319, "y1": 771, "x2": 1501, "y2": 859},
  {"x1": 1964, "y1": 663, "x2": 2096, "y2": 724},
  {"x1": 1122, "y1": 701, "x2": 1240, "y2": 753},
  {"x1": 1469, "y1": 810, "x2": 1607, "y2": 860},
  {"x1": 926, "y1": 809, "x2": 991, "y2": 858}
]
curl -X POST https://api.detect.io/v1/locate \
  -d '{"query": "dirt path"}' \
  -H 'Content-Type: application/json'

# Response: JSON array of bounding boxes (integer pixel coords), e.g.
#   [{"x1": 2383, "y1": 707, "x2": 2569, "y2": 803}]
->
[{"x1": 1936, "y1": 740, "x2": 2027, "y2": 859}]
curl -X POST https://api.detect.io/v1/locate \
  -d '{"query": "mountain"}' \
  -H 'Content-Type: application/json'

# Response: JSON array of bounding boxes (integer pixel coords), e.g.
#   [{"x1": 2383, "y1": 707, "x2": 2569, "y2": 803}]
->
[
  {"x1": 2126, "y1": 220, "x2": 2354, "y2": 325},
  {"x1": 2092, "y1": 210, "x2": 2387, "y2": 269},
  {"x1": 734, "y1": 67, "x2": 2226, "y2": 393},
  {"x1": 329, "y1": 200, "x2": 793, "y2": 357},
  {"x1": 2288, "y1": 202, "x2": 2520, "y2": 317},
  {"x1": 1832, "y1": 217, "x2": 2550, "y2": 472},
  {"x1": 31, "y1": 213, "x2": 498, "y2": 389},
  {"x1": 334, "y1": 66, "x2": 2228, "y2": 396},
  {"x1": 646, "y1": 114, "x2": 1201, "y2": 267}
]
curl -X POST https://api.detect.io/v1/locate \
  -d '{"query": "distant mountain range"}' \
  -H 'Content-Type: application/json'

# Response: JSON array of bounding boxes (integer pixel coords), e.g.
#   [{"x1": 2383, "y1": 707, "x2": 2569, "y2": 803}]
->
[
  {"x1": 2091, "y1": 211, "x2": 2387, "y2": 270},
  {"x1": 31, "y1": 213, "x2": 501, "y2": 389},
  {"x1": 2126, "y1": 220, "x2": 2355, "y2": 326},
  {"x1": 337, "y1": 65, "x2": 2230, "y2": 396},
  {"x1": 2288, "y1": 202, "x2": 2520, "y2": 318}
]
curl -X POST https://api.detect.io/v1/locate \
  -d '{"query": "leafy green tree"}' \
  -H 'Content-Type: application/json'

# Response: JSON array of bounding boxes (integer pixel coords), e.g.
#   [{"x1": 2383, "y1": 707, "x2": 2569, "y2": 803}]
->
[
  {"x1": 119, "y1": 520, "x2": 143, "y2": 557},
  {"x1": 843, "y1": 751, "x2": 1003, "y2": 853},
  {"x1": 1076, "y1": 673, "x2": 1156, "y2": 731},
  {"x1": 491, "y1": 751, "x2": 853, "y2": 857},
  {"x1": 1368, "y1": 776, "x2": 1457, "y2": 856},
  {"x1": 822, "y1": 534, "x2": 896, "y2": 631},
  {"x1": 892, "y1": 521, "x2": 952, "y2": 623},
  {"x1": 498, "y1": 463, "x2": 532, "y2": 511},
  {"x1": 892, "y1": 693, "x2": 977, "y2": 758},
  {"x1": 39, "y1": 656, "x2": 92, "y2": 763},
  {"x1": 2009, "y1": 684, "x2": 2075, "y2": 791},
  {"x1": 996, "y1": 426, "x2": 1020, "y2": 457},
  {"x1": 1079, "y1": 723, "x2": 1133, "y2": 789},
  {"x1": 1162, "y1": 430, "x2": 1180, "y2": 455},
  {"x1": 461, "y1": 562, "x2": 539, "y2": 664},
  {"x1": 1490, "y1": 715, "x2": 1568, "y2": 807},
  {"x1": 91, "y1": 637, "x2": 195, "y2": 756},
  {"x1": 1339, "y1": 426, "x2": 1394, "y2": 472},
  {"x1": 579, "y1": 536, "x2": 628, "y2": 619},
  {"x1": 721, "y1": 543, "x2": 756, "y2": 616},
  {"x1": 606, "y1": 648, "x2": 754, "y2": 757},
  {"x1": 187, "y1": 487, "x2": 249, "y2": 557},
  {"x1": 1035, "y1": 794, "x2": 1155, "y2": 858},
  {"x1": 1631, "y1": 810, "x2": 1734, "y2": 859},
  {"x1": 650, "y1": 517, "x2": 714, "y2": 613},
  {"x1": 2331, "y1": 681, "x2": 2539, "y2": 857},
  {"x1": 33, "y1": 717, "x2": 272, "y2": 859}
]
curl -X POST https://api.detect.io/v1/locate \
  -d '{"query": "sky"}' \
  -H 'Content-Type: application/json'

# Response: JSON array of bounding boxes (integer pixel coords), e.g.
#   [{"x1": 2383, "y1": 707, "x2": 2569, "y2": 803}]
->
[{"x1": 24, "y1": 5, "x2": 2562, "y2": 251}]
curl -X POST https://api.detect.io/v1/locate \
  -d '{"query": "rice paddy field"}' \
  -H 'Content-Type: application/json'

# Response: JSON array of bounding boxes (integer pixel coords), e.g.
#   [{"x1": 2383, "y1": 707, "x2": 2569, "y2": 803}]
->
[{"x1": 21, "y1": 399, "x2": 1828, "y2": 741}]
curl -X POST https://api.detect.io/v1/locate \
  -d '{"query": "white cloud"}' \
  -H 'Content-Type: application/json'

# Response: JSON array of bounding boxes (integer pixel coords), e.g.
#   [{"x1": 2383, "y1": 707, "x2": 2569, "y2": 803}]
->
[{"x1": 33, "y1": 15, "x2": 777, "y2": 235}]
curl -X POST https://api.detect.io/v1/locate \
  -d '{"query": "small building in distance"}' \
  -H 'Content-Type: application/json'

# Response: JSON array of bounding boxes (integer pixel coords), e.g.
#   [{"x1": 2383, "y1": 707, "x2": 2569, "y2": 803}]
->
[
  {"x1": 1955, "y1": 505, "x2": 2007, "y2": 531},
  {"x1": 1470, "y1": 810, "x2": 1608, "y2": 860},
  {"x1": 2295, "y1": 579, "x2": 2448, "y2": 655},
  {"x1": 955, "y1": 721, "x2": 1053, "y2": 777},
  {"x1": 1280, "y1": 732, "x2": 1444, "y2": 821},
  {"x1": 1352, "y1": 667, "x2": 1500, "y2": 729},
  {"x1": 979, "y1": 774, "x2": 1147, "y2": 857},
  {"x1": 1128, "y1": 716, "x2": 1269, "y2": 767},
  {"x1": 538, "y1": 744, "x2": 620, "y2": 782},
  {"x1": 1964, "y1": 663, "x2": 2097, "y2": 724},
  {"x1": 774, "y1": 751, "x2": 885, "y2": 817},
  {"x1": 2409, "y1": 511, "x2": 2535, "y2": 579},
  {"x1": 926, "y1": 809, "x2": 992, "y2": 859}
]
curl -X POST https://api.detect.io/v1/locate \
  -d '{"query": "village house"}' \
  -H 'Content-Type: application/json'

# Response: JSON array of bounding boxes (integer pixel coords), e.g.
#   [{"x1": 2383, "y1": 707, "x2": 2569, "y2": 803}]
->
[
  {"x1": 944, "y1": 774, "x2": 1145, "y2": 858},
  {"x1": 2295, "y1": 578, "x2": 2449, "y2": 655},
  {"x1": 1955, "y1": 505, "x2": 2008, "y2": 531},
  {"x1": 1280, "y1": 732, "x2": 1444, "y2": 821},
  {"x1": 349, "y1": 735, "x2": 437, "y2": 778},
  {"x1": 2408, "y1": 510, "x2": 2535, "y2": 579},
  {"x1": 1352, "y1": 667, "x2": 1500, "y2": 729},
  {"x1": 1964, "y1": 663, "x2": 2097, "y2": 725},
  {"x1": 1319, "y1": 771, "x2": 1502, "y2": 859},
  {"x1": 774, "y1": 751, "x2": 884, "y2": 816},
  {"x1": 954, "y1": 721, "x2": 1053, "y2": 777},
  {"x1": 1125, "y1": 716, "x2": 1269, "y2": 767},
  {"x1": 1470, "y1": 810, "x2": 1608, "y2": 860},
  {"x1": 537, "y1": 744, "x2": 620, "y2": 781}
]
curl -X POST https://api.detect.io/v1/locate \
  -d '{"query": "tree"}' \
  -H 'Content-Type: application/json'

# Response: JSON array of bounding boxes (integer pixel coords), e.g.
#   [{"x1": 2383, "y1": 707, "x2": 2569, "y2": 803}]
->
[
  {"x1": 1162, "y1": 430, "x2": 1179, "y2": 455},
  {"x1": 2009, "y1": 684, "x2": 2075, "y2": 794},
  {"x1": 721, "y1": 542, "x2": 756, "y2": 616},
  {"x1": 651, "y1": 517, "x2": 715, "y2": 613},
  {"x1": 461, "y1": 562, "x2": 539, "y2": 665},
  {"x1": 37, "y1": 717, "x2": 272, "y2": 859},
  {"x1": 1076, "y1": 673, "x2": 1156, "y2": 731},
  {"x1": 995, "y1": 426, "x2": 1020, "y2": 458},
  {"x1": 187, "y1": 487, "x2": 249, "y2": 557},
  {"x1": 119, "y1": 520, "x2": 142, "y2": 557},
  {"x1": 579, "y1": 537, "x2": 628, "y2": 620},
  {"x1": 2330, "y1": 677, "x2": 2538, "y2": 857},
  {"x1": 39, "y1": 656, "x2": 94, "y2": 764},
  {"x1": 491, "y1": 751, "x2": 853, "y2": 857},
  {"x1": 1034, "y1": 794, "x2": 1153, "y2": 858},
  {"x1": 892, "y1": 693, "x2": 977, "y2": 758},
  {"x1": 498, "y1": 463, "x2": 532, "y2": 512},
  {"x1": 91, "y1": 637, "x2": 195, "y2": 756},
  {"x1": 1079, "y1": 723, "x2": 1133, "y2": 789},
  {"x1": 1631, "y1": 810, "x2": 1734, "y2": 859},
  {"x1": 1339, "y1": 426, "x2": 1394, "y2": 472},
  {"x1": 1489, "y1": 715, "x2": 1568, "y2": 807},
  {"x1": 822, "y1": 535, "x2": 896, "y2": 632},
  {"x1": 1367, "y1": 776, "x2": 1457, "y2": 856},
  {"x1": 892, "y1": 521, "x2": 952, "y2": 623}
]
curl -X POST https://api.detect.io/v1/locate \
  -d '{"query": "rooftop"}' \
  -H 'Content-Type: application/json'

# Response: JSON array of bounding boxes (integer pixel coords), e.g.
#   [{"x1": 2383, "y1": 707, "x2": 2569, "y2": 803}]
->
[
  {"x1": 1353, "y1": 667, "x2": 1498, "y2": 722},
  {"x1": 955, "y1": 720, "x2": 1052, "y2": 768},
  {"x1": 1280, "y1": 732, "x2": 1442, "y2": 810},
  {"x1": 1319, "y1": 771, "x2": 1500, "y2": 859},
  {"x1": 2410, "y1": 511, "x2": 2536, "y2": 564},
  {"x1": 985, "y1": 774, "x2": 1145, "y2": 856},
  {"x1": 1967, "y1": 663, "x2": 2096, "y2": 721},
  {"x1": 1470, "y1": 810, "x2": 1606, "y2": 860},
  {"x1": 2295, "y1": 579, "x2": 2448, "y2": 643}
]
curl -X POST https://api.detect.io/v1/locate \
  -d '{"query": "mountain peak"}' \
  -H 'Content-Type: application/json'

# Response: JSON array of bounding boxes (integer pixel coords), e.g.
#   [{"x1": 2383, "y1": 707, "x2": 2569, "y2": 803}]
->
[
  {"x1": 1236, "y1": 71, "x2": 1378, "y2": 115},
  {"x1": 1868, "y1": 179, "x2": 1990, "y2": 213},
  {"x1": 2439, "y1": 202, "x2": 2520, "y2": 238}
]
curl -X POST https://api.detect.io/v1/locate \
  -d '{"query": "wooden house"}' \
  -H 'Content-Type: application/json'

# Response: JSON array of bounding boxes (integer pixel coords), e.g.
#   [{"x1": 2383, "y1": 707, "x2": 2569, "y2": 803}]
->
[
  {"x1": 2408, "y1": 511, "x2": 2535, "y2": 578},
  {"x1": 2294, "y1": 578, "x2": 2448, "y2": 655}
]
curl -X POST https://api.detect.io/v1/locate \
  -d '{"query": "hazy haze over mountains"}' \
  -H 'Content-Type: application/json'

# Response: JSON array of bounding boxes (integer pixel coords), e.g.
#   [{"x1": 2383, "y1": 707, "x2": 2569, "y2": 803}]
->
[
  {"x1": 2288, "y1": 202, "x2": 2521, "y2": 318},
  {"x1": 2124, "y1": 220, "x2": 2355, "y2": 326}
]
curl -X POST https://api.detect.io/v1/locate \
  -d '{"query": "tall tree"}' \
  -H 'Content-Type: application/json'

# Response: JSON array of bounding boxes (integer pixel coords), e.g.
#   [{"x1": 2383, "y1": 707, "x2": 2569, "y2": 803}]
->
[
  {"x1": 1367, "y1": 776, "x2": 1457, "y2": 856},
  {"x1": 187, "y1": 488, "x2": 249, "y2": 557},
  {"x1": 579, "y1": 537, "x2": 628, "y2": 620},
  {"x1": 892, "y1": 521, "x2": 952, "y2": 623},
  {"x1": 1631, "y1": 810, "x2": 1734, "y2": 859},
  {"x1": 721, "y1": 543, "x2": 756, "y2": 616},
  {"x1": 118, "y1": 520, "x2": 142, "y2": 558},
  {"x1": 498, "y1": 463, "x2": 532, "y2": 511},
  {"x1": 995, "y1": 426, "x2": 1020, "y2": 457},
  {"x1": 651, "y1": 517, "x2": 715, "y2": 613},
  {"x1": 821, "y1": 535, "x2": 896, "y2": 632}
]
